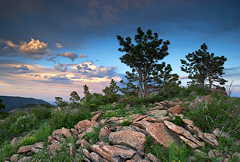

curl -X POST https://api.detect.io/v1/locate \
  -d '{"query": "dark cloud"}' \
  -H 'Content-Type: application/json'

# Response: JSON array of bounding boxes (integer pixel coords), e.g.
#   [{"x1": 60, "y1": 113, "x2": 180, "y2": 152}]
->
[
  {"x1": 42, "y1": 75, "x2": 73, "y2": 84},
  {"x1": 0, "y1": 0, "x2": 239, "y2": 51}
]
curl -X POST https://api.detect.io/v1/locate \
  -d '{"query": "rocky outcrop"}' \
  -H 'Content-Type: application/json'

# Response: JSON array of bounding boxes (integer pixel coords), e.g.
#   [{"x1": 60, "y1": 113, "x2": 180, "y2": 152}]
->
[{"x1": 6, "y1": 98, "x2": 226, "y2": 162}]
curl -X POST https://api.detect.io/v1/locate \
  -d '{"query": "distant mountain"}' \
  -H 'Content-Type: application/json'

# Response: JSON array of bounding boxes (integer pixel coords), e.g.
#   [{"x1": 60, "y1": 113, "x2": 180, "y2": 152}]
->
[{"x1": 0, "y1": 96, "x2": 50, "y2": 112}]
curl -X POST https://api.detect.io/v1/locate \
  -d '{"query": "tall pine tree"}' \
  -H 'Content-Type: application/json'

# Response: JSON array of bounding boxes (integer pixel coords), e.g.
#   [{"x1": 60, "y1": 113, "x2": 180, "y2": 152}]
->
[{"x1": 117, "y1": 27, "x2": 179, "y2": 97}]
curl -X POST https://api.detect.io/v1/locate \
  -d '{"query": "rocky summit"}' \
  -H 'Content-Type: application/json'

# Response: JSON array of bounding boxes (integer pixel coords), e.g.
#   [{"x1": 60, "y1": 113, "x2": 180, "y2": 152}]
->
[{"x1": 5, "y1": 97, "x2": 239, "y2": 162}]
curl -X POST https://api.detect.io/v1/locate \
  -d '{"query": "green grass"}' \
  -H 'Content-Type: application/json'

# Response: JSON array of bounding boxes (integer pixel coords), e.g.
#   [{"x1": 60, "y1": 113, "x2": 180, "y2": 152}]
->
[
  {"x1": 185, "y1": 94, "x2": 240, "y2": 138},
  {"x1": 83, "y1": 127, "x2": 101, "y2": 144}
]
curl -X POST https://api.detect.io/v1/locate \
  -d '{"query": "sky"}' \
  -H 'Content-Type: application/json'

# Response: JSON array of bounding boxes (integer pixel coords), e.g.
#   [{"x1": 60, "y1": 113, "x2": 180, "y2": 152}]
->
[{"x1": 0, "y1": 0, "x2": 240, "y2": 103}]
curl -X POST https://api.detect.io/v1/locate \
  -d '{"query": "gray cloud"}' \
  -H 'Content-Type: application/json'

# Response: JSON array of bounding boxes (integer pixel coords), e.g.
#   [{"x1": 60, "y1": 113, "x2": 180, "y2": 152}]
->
[{"x1": 58, "y1": 52, "x2": 78, "y2": 61}]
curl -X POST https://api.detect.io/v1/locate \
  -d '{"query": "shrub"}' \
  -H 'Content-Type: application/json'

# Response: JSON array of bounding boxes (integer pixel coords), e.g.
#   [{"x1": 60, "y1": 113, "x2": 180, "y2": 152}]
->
[
  {"x1": 0, "y1": 143, "x2": 16, "y2": 162},
  {"x1": 49, "y1": 108, "x2": 91, "y2": 129},
  {"x1": 9, "y1": 113, "x2": 38, "y2": 136},
  {"x1": 31, "y1": 106, "x2": 52, "y2": 120}
]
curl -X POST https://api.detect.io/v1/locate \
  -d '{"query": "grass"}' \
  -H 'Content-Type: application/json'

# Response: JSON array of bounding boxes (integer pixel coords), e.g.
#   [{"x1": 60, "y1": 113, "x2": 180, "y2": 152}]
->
[
  {"x1": 144, "y1": 136, "x2": 191, "y2": 162},
  {"x1": 83, "y1": 127, "x2": 101, "y2": 144},
  {"x1": 185, "y1": 94, "x2": 240, "y2": 138}
]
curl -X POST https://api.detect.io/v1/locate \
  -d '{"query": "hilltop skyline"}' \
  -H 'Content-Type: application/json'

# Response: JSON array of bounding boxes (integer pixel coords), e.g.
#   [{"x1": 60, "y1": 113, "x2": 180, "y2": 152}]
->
[{"x1": 0, "y1": 0, "x2": 240, "y2": 102}]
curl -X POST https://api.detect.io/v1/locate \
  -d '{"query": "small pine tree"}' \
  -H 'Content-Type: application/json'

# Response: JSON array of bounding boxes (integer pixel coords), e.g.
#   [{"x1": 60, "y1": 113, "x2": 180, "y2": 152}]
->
[
  {"x1": 103, "y1": 79, "x2": 119, "y2": 96},
  {"x1": 55, "y1": 97, "x2": 67, "y2": 108},
  {"x1": 69, "y1": 91, "x2": 80, "y2": 103},
  {"x1": 181, "y1": 43, "x2": 227, "y2": 88},
  {"x1": 83, "y1": 85, "x2": 91, "y2": 100}
]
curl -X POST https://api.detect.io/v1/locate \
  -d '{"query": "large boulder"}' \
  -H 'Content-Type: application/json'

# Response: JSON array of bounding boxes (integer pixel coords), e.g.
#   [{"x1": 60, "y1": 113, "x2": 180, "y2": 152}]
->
[
  {"x1": 52, "y1": 128, "x2": 72, "y2": 138},
  {"x1": 17, "y1": 142, "x2": 44, "y2": 154},
  {"x1": 164, "y1": 121, "x2": 204, "y2": 148},
  {"x1": 109, "y1": 130, "x2": 146, "y2": 150},
  {"x1": 134, "y1": 120, "x2": 178, "y2": 147},
  {"x1": 74, "y1": 120, "x2": 97, "y2": 132}
]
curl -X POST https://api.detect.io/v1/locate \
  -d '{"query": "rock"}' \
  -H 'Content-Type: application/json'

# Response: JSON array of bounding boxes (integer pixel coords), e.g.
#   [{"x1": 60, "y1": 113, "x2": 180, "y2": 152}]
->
[
  {"x1": 208, "y1": 149, "x2": 222, "y2": 158},
  {"x1": 233, "y1": 152, "x2": 240, "y2": 159},
  {"x1": 193, "y1": 149, "x2": 208, "y2": 158},
  {"x1": 74, "y1": 120, "x2": 96, "y2": 132},
  {"x1": 48, "y1": 143, "x2": 61, "y2": 154},
  {"x1": 10, "y1": 154, "x2": 19, "y2": 162},
  {"x1": 18, "y1": 157, "x2": 32, "y2": 162},
  {"x1": 168, "y1": 105, "x2": 183, "y2": 115},
  {"x1": 213, "y1": 128, "x2": 230, "y2": 138},
  {"x1": 69, "y1": 143, "x2": 75, "y2": 156},
  {"x1": 126, "y1": 154, "x2": 150, "y2": 162},
  {"x1": 148, "y1": 110, "x2": 168, "y2": 119},
  {"x1": 179, "y1": 135, "x2": 200, "y2": 148},
  {"x1": 138, "y1": 121, "x2": 178, "y2": 147},
  {"x1": 76, "y1": 139, "x2": 90, "y2": 148},
  {"x1": 190, "y1": 95, "x2": 213, "y2": 108},
  {"x1": 109, "y1": 130, "x2": 146, "y2": 150},
  {"x1": 131, "y1": 114, "x2": 148, "y2": 123},
  {"x1": 48, "y1": 135, "x2": 59, "y2": 144},
  {"x1": 10, "y1": 137, "x2": 21, "y2": 146},
  {"x1": 99, "y1": 126, "x2": 112, "y2": 140},
  {"x1": 164, "y1": 120, "x2": 204, "y2": 148},
  {"x1": 198, "y1": 133, "x2": 219, "y2": 146},
  {"x1": 82, "y1": 148, "x2": 91, "y2": 159},
  {"x1": 90, "y1": 144, "x2": 136, "y2": 161},
  {"x1": 17, "y1": 145, "x2": 32, "y2": 154},
  {"x1": 91, "y1": 112, "x2": 102, "y2": 122},
  {"x1": 146, "y1": 153, "x2": 160, "y2": 162},
  {"x1": 31, "y1": 142, "x2": 44, "y2": 153},
  {"x1": 89, "y1": 152, "x2": 108, "y2": 162},
  {"x1": 107, "y1": 117, "x2": 125, "y2": 124},
  {"x1": 70, "y1": 128, "x2": 79, "y2": 136},
  {"x1": 52, "y1": 128, "x2": 72, "y2": 138}
]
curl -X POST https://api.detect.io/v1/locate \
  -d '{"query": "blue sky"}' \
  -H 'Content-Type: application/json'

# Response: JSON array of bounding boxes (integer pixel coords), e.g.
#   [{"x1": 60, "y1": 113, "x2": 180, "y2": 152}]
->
[{"x1": 0, "y1": 0, "x2": 240, "y2": 102}]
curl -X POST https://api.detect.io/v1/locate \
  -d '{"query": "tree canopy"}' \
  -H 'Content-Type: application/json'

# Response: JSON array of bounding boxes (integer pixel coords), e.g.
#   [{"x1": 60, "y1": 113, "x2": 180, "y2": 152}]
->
[
  {"x1": 117, "y1": 27, "x2": 179, "y2": 97},
  {"x1": 181, "y1": 43, "x2": 227, "y2": 88}
]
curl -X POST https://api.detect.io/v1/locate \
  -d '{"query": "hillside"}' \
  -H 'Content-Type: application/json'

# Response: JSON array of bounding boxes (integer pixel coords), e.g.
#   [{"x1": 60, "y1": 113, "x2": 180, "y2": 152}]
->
[
  {"x1": 0, "y1": 88, "x2": 240, "y2": 162},
  {"x1": 0, "y1": 96, "x2": 50, "y2": 112}
]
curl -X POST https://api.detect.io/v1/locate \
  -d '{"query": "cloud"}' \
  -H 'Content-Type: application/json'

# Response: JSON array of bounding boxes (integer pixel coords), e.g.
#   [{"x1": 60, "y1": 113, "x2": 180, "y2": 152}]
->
[
  {"x1": 79, "y1": 54, "x2": 87, "y2": 58},
  {"x1": 56, "y1": 42, "x2": 64, "y2": 48},
  {"x1": 54, "y1": 64, "x2": 69, "y2": 72},
  {"x1": 19, "y1": 39, "x2": 48, "y2": 54},
  {"x1": 3, "y1": 40, "x2": 17, "y2": 48},
  {"x1": 46, "y1": 75, "x2": 73, "y2": 84},
  {"x1": 13, "y1": 65, "x2": 32, "y2": 74},
  {"x1": 1, "y1": 38, "x2": 49, "y2": 59},
  {"x1": 58, "y1": 52, "x2": 78, "y2": 61}
]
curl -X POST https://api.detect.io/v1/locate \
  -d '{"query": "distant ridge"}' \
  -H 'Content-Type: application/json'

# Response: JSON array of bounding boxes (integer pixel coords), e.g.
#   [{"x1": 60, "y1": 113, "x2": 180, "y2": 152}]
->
[{"x1": 0, "y1": 96, "x2": 50, "y2": 112}]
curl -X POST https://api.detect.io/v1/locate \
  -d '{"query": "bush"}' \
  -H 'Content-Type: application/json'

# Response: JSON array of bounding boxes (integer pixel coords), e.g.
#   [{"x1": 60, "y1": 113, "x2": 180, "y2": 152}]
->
[
  {"x1": 49, "y1": 108, "x2": 91, "y2": 129},
  {"x1": 31, "y1": 107, "x2": 52, "y2": 120},
  {"x1": 9, "y1": 113, "x2": 38, "y2": 136}
]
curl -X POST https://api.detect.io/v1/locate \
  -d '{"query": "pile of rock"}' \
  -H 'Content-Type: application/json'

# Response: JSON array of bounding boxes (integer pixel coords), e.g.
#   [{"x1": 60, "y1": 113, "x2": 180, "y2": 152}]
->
[{"x1": 6, "y1": 99, "x2": 228, "y2": 162}]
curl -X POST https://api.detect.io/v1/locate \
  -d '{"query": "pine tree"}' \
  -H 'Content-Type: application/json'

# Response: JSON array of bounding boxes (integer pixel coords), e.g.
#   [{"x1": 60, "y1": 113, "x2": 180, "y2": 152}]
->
[
  {"x1": 103, "y1": 79, "x2": 119, "y2": 96},
  {"x1": 55, "y1": 97, "x2": 67, "y2": 107},
  {"x1": 181, "y1": 43, "x2": 227, "y2": 88},
  {"x1": 117, "y1": 27, "x2": 179, "y2": 97},
  {"x1": 83, "y1": 85, "x2": 91, "y2": 98},
  {"x1": 69, "y1": 91, "x2": 80, "y2": 103}
]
